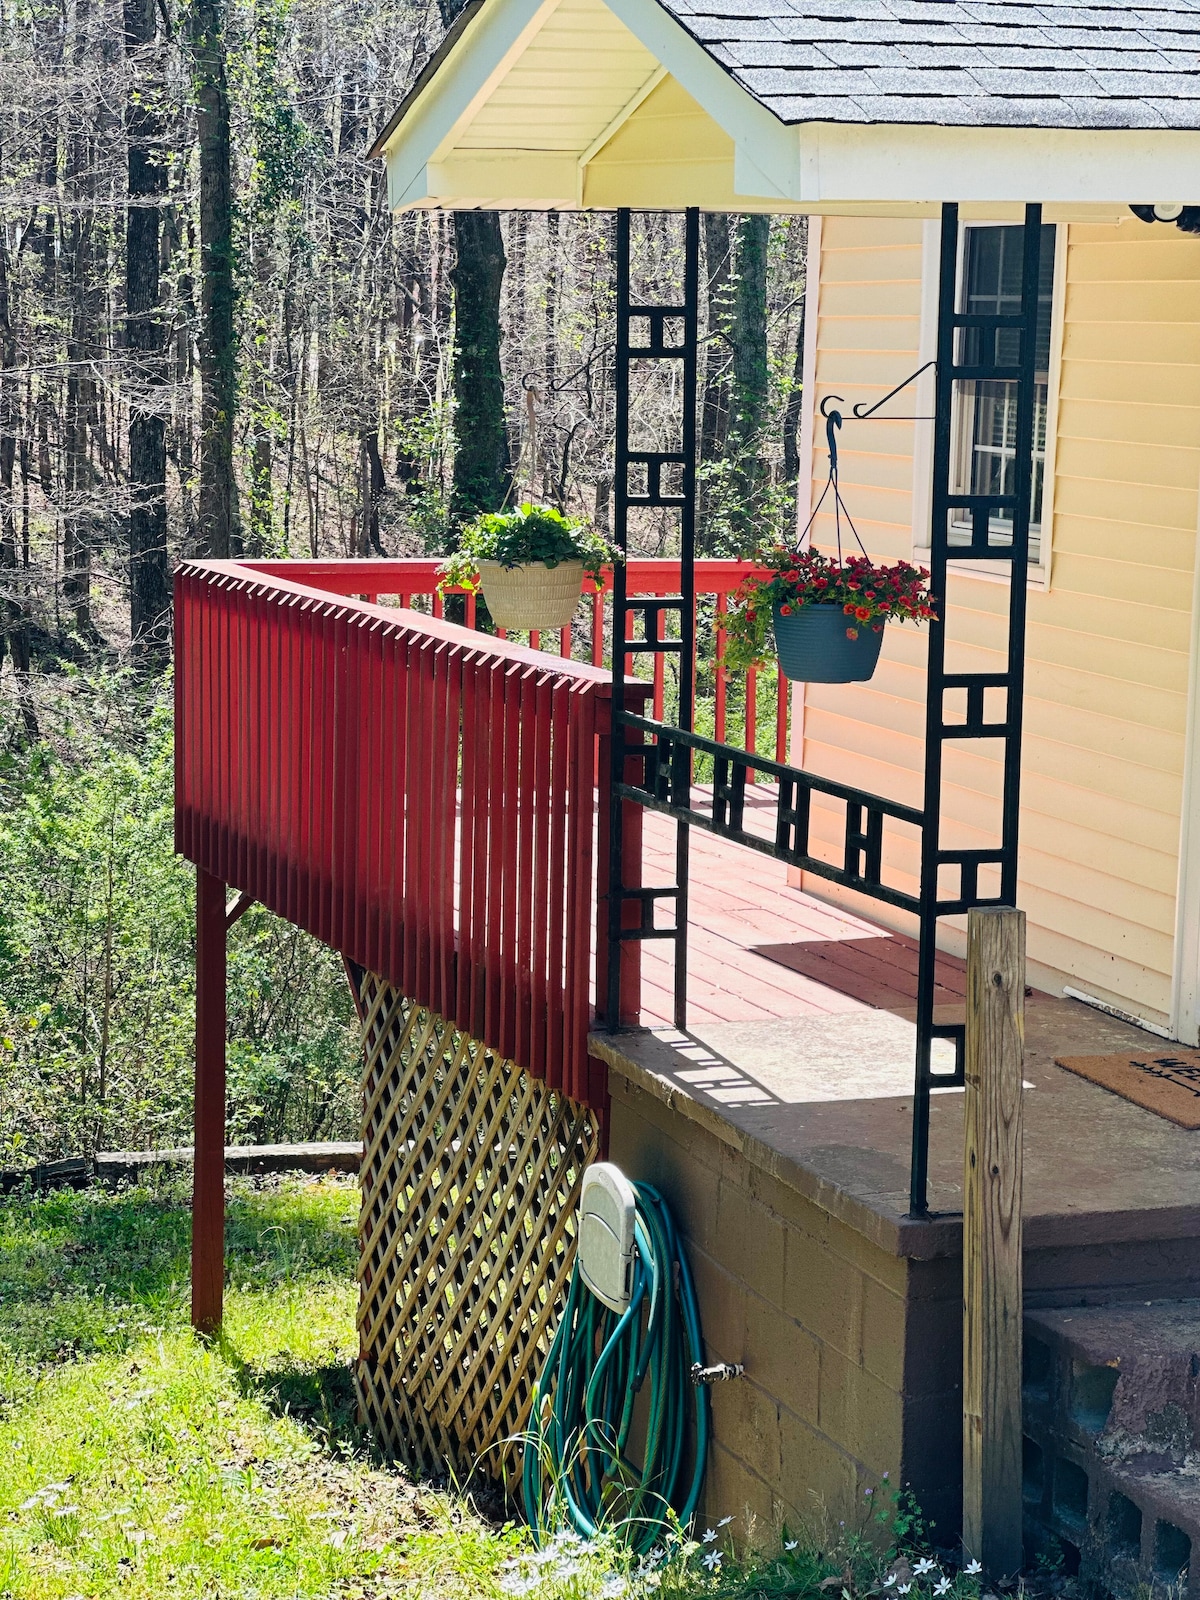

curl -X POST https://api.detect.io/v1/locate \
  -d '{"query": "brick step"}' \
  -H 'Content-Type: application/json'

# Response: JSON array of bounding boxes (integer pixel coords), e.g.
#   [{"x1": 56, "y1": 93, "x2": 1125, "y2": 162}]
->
[{"x1": 1023, "y1": 1301, "x2": 1200, "y2": 1596}]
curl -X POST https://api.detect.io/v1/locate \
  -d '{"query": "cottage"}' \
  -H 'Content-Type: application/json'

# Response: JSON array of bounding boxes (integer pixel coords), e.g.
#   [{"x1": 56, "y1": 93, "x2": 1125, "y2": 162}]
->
[{"x1": 177, "y1": 0, "x2": 1200, "y2": 1579}]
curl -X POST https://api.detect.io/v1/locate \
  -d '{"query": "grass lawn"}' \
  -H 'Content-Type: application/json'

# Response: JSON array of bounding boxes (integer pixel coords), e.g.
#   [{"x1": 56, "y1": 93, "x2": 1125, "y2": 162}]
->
[
  {"x1": 0, "y1": 1173, "x2": 520, "y2": 1599},
  {"x1": 0, "y1": 1173, "x2": 988, "y2": 1600}
]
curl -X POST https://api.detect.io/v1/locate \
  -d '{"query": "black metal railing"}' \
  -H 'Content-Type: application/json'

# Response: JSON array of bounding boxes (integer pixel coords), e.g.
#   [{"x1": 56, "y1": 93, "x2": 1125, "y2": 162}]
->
[{"x1": 604, "y1": 203, "x2": 1043, "y2": 1217}]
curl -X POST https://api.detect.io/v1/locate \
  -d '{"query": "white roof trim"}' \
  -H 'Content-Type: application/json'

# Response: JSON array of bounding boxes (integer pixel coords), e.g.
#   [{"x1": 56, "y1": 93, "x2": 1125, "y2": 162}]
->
[{"x1": 800, "y1": 122, "x2": 1200, "y2": 206}]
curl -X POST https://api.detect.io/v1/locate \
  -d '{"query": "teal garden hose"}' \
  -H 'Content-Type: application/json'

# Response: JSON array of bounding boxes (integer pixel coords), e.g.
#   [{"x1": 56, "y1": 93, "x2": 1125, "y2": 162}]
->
[{"x1": 522, "y1": 1181, "x2": 710, "y2": 1552}]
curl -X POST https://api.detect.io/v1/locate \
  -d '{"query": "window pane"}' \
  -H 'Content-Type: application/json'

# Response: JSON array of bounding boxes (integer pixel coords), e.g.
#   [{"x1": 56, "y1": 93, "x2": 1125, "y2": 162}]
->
[
  {"x1": 960, "y1": 224, "x2": 1055, "y2": 371},
  {"x1": 952, "y1": 224, "x2": 1056, "y2": 557}
]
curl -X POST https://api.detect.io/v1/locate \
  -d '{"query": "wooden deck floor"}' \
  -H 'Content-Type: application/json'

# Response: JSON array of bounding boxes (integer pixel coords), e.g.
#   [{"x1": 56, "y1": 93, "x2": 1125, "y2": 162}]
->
[{"x1": 637, "y1": 795, "x2": 913, "y2": 1027}]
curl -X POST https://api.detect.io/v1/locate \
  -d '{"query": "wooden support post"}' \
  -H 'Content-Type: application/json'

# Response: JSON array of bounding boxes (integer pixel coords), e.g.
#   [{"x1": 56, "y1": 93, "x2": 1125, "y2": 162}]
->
[
  {"x1": 192, "y1": 866, "x2": 227, "y2": 1334},
  {"x1": 963, "y1": 906, "x2": 1026, "y2": 1574}
]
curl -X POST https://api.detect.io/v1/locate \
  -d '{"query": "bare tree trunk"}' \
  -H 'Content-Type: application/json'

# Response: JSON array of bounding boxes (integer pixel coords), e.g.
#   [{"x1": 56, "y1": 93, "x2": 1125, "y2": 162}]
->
[
  {"x1": 358, "y1": 428, "x2": 385, "y2": 554},
  {"x1": 64, "y1": 15, "x2": 98, "y2": 638},
  {"x1": 190, "y1": 0, "x2": 237, "y2": 558},
  {"x1": 701, "y1": 213, "x2": 732, "y2": 465},
  {"x1": 0, "y1": 222, "x2": 38, "y2": 738},
  {"x1": 449, "y1": 210, "x2": 510, "y2": 520},
  {"x1": 727, "y1": 213, "x2": 770, "y2": 548},
  {"x1": 126, "y1": 0, "x2": 170, "y2": 657},
  {"x1": 434, "y1": 0, "x2": 510, "y2": 524},
  {"x1": 699, "y1": 212, "x2": 732, "y2": 553},
  {"x1": 783, "y1": 300, "x2": 805, "y2": 485}
]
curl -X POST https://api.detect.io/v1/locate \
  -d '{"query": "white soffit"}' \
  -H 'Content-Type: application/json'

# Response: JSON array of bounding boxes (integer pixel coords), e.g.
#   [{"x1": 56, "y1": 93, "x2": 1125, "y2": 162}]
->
[{"x1": 378, "y1": 0, "x2": 1200, "y2": 213}]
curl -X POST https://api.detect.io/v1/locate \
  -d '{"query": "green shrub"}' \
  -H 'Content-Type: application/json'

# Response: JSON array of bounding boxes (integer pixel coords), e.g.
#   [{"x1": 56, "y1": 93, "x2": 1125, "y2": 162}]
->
[{"x1": 0, "y1": 670, "x2": 360, "y2": 1162}]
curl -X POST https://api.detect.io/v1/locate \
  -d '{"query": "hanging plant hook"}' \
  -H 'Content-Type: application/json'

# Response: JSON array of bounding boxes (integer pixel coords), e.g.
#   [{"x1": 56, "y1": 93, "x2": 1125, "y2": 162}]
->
[
  {"x1": 819, "y1": 395, "x2": 844, "y2": 474},
  {"x1": 801, "y1": 361, "x2": 940, "y2": 560}
]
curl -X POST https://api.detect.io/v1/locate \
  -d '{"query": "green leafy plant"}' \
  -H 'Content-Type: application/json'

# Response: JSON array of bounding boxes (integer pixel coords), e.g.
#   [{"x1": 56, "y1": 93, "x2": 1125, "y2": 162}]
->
[
  {"x1": 438, "y1": 503, "x2": 620, "y2": 593},
  {"x1": 0, "y1": 669, "x2": 360, "y2": 1161},
  {"x1": 724, "y1": 544, "x2": 936, "y2": 672}
]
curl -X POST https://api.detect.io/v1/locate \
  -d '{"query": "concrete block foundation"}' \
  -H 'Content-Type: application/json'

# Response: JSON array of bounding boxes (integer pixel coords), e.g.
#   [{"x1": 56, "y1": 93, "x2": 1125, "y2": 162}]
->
[
  {"x1": 607, "y1": 1068, "x2": 962, "y2": 1536},
  {"x1": 592, "y1": 1002, "x2": 1200, "y2": 1549}
]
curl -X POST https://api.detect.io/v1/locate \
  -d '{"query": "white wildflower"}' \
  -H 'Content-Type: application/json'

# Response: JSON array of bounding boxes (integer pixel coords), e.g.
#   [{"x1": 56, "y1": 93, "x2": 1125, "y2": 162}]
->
[
  {"x1": 965, "y1": 1562, "x2": 982, "y2": 1577},
  {"x1": 785, "y1": 1539, "x2": 799, "y2": 1552},
  {"x1": 935, "y1": 1580, "x2": 951, "y2": 1595},
  {"x1": 898, "y1": 1585, "x2": 912, "y2": 1594},
  {"x1": 702, "y1": 1550, "x2": 722, "y2": 1572},
  {"x1": 883, "y1": 1576, "x2": 897, "y2": 1589},
  {"x1": 914, "y1": 1559, "x2": 937, "y2": 1576},
  {"x1": 718, "y1": 1516, "x2": 734, "y2": 1528},
  {"x1": 702, "y1": 1528, "x2": 717, "y2": 1544},
  {"x1": 600, "y1": 1578, "x2": 627, "y2": 1599}
]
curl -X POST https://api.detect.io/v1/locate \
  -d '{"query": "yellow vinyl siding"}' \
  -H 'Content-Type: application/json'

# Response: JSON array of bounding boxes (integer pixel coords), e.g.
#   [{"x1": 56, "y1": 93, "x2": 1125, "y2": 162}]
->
[
  {"x1": 583, "y1": 76, "x2": 741, "y2": 210},
  {"x1": 801, "y1": 215, "x2": 1200, "y2": 1026},
  {"x1": 459, "y1": 0, "x2": 659, "y2": 151}
]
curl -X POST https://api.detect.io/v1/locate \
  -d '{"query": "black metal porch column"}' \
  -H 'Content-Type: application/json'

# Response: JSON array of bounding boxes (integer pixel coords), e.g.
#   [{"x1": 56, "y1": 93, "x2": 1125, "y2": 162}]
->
[
  {"x1": 910, "y1": 202, "x2": 1043, "y2": 1214},
  {"x1": 605, "y1": 208, "x2": 700, "y2": 1033}
]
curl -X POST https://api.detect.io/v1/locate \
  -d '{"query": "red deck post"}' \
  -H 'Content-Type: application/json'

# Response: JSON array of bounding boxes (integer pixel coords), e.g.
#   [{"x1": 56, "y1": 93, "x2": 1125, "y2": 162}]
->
[
  {"x1": 192, "y1": 865, "x2": 227, "y2": 1334},
  {"x1": 595, "y1": 684, "x2": 648, "y2": 1029}
]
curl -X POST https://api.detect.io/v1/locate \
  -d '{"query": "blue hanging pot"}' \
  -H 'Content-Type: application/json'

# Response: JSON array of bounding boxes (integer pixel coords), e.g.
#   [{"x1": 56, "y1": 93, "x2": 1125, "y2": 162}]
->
[{"x1": 772, "y1": 601, "x2": 885, "y2": 683}]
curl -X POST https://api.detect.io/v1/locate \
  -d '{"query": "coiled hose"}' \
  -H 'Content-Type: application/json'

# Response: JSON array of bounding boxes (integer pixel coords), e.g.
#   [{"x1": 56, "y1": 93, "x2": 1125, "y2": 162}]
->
[{"x1": 522, "y1": 1181, "x2": 710, "y2": 1553}]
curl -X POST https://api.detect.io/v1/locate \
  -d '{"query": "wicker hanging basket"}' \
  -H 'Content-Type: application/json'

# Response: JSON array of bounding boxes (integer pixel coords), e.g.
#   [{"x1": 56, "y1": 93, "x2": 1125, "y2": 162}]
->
[
  {"x1": 773, "y1": 601, "x2": 885, "y2": 683},
  {"x1": 477, "y1": 560, "x2": 585, "y2": 631}
]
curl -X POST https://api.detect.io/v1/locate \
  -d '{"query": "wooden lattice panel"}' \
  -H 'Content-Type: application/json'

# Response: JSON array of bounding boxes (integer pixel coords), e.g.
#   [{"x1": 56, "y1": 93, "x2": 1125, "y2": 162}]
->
[{"x1": 355, "y1": 973, "x2": 601, "y2": 1488}]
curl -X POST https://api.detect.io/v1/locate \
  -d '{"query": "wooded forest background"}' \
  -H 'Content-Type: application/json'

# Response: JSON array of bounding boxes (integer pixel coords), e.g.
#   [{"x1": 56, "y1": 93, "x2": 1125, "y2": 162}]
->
[{"x1": 0, "y1": 0, "x2": 808, "y2": 1163}]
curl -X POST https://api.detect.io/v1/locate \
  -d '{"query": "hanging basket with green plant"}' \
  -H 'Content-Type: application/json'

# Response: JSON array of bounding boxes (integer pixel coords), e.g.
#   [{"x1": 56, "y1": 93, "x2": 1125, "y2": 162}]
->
[{"x1": 438, "y1": 504, "x2": 620, "y2": 632}]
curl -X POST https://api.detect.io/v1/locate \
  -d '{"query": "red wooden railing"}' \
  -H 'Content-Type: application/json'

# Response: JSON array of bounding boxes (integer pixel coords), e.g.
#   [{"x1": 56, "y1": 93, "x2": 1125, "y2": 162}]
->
[
  {"x1": 244, "y1": 559, "x2": 789, "y2": 768},
  {"x1": 175, "y1": 559, "x2": 644, "y2": 1109}
]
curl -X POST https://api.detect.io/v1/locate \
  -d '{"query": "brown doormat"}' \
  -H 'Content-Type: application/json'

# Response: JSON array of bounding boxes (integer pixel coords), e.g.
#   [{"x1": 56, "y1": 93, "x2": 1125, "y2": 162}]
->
[{"x1": 1054, "y1": 1050, "x2": 1200, "y2": 1129}]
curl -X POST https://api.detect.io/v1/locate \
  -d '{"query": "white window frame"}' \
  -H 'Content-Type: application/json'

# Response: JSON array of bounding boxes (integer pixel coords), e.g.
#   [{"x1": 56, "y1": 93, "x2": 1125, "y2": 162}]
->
[{"x1": 912, "y1": 219, "x2": 1066, "y2": 591}]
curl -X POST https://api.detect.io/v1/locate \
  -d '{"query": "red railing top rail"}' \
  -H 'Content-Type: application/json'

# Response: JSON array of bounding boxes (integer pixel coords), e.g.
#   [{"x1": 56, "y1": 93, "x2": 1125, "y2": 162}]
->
[
  {"x1": 187, "y1": 558, "x2": 615, "y2": 688},
  {"x1": 240, "y1": 557, "x2": 760, "y2": 595}
]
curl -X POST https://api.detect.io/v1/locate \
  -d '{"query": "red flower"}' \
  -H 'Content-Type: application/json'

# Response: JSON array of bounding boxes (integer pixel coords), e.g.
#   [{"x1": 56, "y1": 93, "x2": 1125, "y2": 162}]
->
[
  {"x1": 843, "y1": 602, "x2": 856, "y2": 615},
  {"x1": 845, "y1": 626, "x2": 859, "y2": 640},
  {"x1": 746, "y1": 609, "x2": 757, "y2": 621},
  {"x1": 779, "y1": 603, "x2": 792, "y2": 616},
  {"x1": 784, "y1": 569, "x2": 799, "y2": 582},
  {"x1": 855, "y1": 606, "x2": 871, "y2": 622}
]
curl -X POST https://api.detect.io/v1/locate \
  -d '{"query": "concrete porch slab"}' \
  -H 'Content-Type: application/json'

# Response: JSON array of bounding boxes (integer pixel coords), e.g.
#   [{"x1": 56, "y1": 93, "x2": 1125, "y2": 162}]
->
[{"x1": 590, "y1": 991, "x2": 1200, "y2": 1266}]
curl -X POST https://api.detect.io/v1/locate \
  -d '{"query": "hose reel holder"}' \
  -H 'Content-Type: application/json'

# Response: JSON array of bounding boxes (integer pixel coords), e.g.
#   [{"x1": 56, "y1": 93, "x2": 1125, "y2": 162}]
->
[{"x1": 523, "y1": 1164, "x2": 719, "y2": 1550}]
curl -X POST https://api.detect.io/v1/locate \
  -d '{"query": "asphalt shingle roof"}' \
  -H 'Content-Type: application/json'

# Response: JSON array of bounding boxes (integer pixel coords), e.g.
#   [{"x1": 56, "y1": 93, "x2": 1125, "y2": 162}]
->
[{"x1": 659, "y1": 0, "x2": 1200, "y2": 127}]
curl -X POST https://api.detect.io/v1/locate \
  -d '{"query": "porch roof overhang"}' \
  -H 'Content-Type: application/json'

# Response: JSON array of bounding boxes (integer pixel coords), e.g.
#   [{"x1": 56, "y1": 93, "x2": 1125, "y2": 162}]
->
[{"x1": 371, "y1": 0, "x2": 1200, "y2": 216}]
